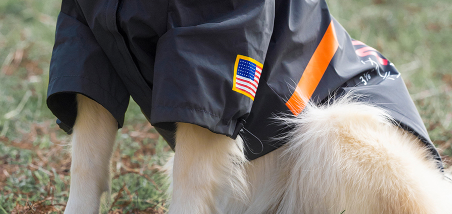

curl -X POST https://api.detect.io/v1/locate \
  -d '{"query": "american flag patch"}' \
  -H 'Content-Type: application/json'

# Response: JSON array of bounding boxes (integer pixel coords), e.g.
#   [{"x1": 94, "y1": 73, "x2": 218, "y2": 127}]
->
[{"x1": 232, "y1": 55, "x2": 263, "y2": 100}]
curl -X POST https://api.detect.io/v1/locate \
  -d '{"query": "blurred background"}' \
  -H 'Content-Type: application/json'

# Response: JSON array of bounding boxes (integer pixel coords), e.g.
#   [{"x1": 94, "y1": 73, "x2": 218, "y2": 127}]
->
[{"x1": 0, "y1": 0, "x2": 451, "y2": 213}]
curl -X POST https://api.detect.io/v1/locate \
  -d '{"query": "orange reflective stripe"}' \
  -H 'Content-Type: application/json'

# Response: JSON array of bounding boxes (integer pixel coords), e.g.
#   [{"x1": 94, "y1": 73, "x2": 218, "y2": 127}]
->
[{"x1": 285, "y1": 21, "x2": 339, "y2": 115}]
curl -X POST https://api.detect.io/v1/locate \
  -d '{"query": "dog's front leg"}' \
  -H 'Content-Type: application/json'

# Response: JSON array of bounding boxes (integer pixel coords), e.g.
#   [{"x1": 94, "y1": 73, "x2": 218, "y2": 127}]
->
[
  {"x1": 169, "y1": 123, "x2": 248, "y2": 214},
  {"x1": 64, "y1": 94, "x2": 118, "y2": 214}
]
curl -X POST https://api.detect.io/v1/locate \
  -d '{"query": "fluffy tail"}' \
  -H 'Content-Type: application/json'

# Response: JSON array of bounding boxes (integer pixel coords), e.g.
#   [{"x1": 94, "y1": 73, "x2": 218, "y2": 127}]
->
[{"x1": 277, "y1": 97, "x2": 452, "y2": 214}]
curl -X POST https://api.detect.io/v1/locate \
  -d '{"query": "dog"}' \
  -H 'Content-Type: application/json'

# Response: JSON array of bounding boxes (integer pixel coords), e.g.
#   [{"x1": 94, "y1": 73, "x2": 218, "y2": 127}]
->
[
  {"x1": 47, "y1": 0, "x2": 452, "y2": 213},
  {"x1": 61, "y1": 94, "x2": 452, "y2": 214}
]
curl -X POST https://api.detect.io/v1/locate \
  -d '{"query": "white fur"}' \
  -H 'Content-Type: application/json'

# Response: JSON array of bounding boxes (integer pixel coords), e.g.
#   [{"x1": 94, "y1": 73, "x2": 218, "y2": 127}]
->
[
  {"x1": 65, "y1": 94, "x2": 452, "y2": 213},
  {"x1": 169, "y1": 97, "x2": 452, "y2": 214},
  {"x1": 270, "y1": 98, "x2": 452, "y2": 214},
  {"x1": 168, "y1": 123, "x2": 248, "y2": 214},
  {"x1": 64, "y1": 94, "x2": 117, "y2": 214}
]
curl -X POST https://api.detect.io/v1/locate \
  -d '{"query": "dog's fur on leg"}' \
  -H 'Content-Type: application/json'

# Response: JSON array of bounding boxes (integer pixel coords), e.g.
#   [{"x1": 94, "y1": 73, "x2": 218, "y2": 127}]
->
[
  {"x1": 168, "y1": 123, "x2": 248, "y2": 214},
  {"x1": 65, "y1": 94, "x2": 117, "y2": 214}
]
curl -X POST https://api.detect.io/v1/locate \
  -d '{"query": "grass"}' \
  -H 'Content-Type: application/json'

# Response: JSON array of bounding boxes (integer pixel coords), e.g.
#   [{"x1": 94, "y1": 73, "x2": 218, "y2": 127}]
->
[
  {"x1": 0, "y1": 0, "x2": 451, "y2": 213},
  {"x1": 327, "y1": 0, "x2": 452, "y2": 162},
  {"x1": 0, "y1": 1, "x2": 170, "y2": 212}
]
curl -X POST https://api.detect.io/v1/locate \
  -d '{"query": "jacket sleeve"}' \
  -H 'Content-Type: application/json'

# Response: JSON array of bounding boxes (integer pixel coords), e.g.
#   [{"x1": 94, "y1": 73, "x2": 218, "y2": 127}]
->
[{"x1": 47, "y1": 0, "x2": 129, "y2": 129}]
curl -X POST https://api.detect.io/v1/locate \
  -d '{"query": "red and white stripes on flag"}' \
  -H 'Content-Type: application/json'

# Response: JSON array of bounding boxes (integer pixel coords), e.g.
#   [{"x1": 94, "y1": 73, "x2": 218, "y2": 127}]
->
[{"x1": 232, "y1": 55, "x2": 263, "y2": 100}]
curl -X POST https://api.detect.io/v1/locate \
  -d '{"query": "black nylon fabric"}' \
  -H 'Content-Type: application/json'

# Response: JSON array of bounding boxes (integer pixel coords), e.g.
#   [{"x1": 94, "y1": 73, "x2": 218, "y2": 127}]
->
[
  {"x1": 47, "y1": 0, "x2": 441, "y2": 165},
  {"x1": 48, "y1": 11, "x2": 130, "y2": 128}
]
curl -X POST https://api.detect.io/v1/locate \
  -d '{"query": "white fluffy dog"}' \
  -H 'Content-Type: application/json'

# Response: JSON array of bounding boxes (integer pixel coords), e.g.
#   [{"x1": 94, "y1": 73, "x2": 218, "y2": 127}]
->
[{"x1": 63, "y1": 94, "x2": 452, "y2": 214}]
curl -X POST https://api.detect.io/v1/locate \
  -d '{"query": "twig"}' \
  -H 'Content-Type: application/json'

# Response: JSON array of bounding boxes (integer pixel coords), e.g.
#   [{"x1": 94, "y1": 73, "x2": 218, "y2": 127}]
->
[
  {"x1": 0, "y1": 120, "x2": 9, "y2": 137},
  {"x1": 118, "y1": 170, "x2": 161, "y2": 192},
  {"x1": 4, "y1": 90, "x2": 32, "y2": 119},
  {"x1": 109, "y1": 183, "x2": 126, "y2": 212},
  {"x1": 28, "y1": 163, "x2": 54, "y2": 177},
  {"x1": 27, "y1": 201, "x2": 36, "y2": 213},
  {"x1": 1, "y1": 90, "x2": 32, "y2": 136}
]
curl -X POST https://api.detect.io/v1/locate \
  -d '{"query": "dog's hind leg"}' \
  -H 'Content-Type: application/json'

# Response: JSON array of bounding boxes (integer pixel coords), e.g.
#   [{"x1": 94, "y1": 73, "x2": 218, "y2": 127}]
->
[
  {"x1": 64, "y1": 94, "x2": 118, "y2": 214},
  {"x1": 278, "y1": 99, "x2": 452, "y2": 214},
  {"x1": 168, "y1": 123, "x2": 248, "y2": 214}
]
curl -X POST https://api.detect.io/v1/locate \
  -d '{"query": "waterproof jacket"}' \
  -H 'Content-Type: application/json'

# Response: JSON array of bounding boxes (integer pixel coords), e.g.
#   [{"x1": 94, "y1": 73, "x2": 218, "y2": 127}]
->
[{"x1": 47, "y1": 0, "x2": 442, "y2": 164}]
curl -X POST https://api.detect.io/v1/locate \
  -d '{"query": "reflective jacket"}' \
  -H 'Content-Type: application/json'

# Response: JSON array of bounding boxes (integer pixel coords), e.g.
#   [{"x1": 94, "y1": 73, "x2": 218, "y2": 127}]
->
[{"x1": 47, "y1": 0, "x2": 441, "y2": 165}]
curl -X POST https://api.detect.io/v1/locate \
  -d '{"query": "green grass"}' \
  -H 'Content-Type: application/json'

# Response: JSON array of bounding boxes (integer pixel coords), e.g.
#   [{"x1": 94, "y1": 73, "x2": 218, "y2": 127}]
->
[
  {"x1": 0, "y1": 1, "x2": 170, "y2": 212},
  {"x1": 0, "y1": 0, "x2": 451, "y2": 213},
  {"x1": 327, "y1": 0, "x2": 452, "y2": 160}
]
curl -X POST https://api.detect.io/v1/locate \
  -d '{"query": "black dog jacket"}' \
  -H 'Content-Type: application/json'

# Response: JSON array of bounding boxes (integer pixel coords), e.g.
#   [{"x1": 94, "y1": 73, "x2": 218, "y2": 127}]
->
[{"x1": 47, "y1": 0, "x2": 442, "y2": 164}]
